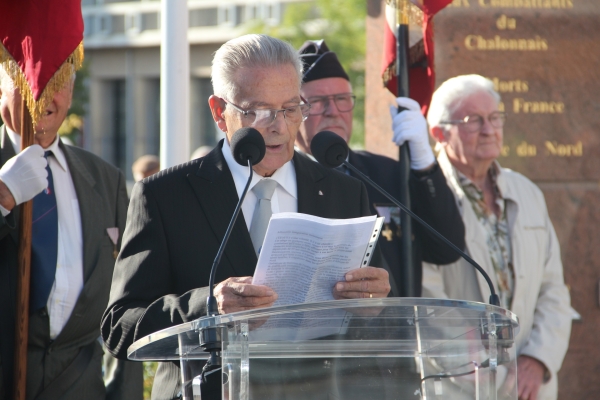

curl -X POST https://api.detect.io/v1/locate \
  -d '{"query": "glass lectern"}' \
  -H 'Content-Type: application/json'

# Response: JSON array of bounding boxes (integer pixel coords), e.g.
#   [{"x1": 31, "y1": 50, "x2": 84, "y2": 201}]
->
[{"x1": 129, "y1": 298, "x2": 519, "y2": 399}]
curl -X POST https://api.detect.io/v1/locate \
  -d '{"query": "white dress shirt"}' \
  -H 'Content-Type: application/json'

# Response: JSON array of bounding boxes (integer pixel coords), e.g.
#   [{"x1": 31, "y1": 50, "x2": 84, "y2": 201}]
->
[
  {"x1": 7, "y1": 129, "x2": 84, "y2": 339},
  {"x1": 222, "y1": 139, "x2": 297, "y2": 230}
]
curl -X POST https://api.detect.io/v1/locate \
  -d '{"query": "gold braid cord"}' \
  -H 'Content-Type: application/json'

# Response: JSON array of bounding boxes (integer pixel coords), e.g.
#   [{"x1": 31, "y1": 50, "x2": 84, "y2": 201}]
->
[{"x1": 0, "y1": 41, "x2": 84, "y2": 126}]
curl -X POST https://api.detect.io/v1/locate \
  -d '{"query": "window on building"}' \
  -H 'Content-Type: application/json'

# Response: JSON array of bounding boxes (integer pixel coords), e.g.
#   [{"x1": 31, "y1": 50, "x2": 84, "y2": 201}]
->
[
  {"x1": 83, "y1": 15, "x2": 95, "y2": 37},
  {"x1": 112, "y1": 15, "x2": 126, "y2": 34},
  {"x1": 189, "y1": 8, "x2": 218, "y2": 27},
  {"x1": 96, "y1": 14, "x2": 112, "y2": 35},
  {"x1": 218, "y1": 5, "x2": 237, "y2": 27},
  {"x1": 191, "y1": 77, "x2": 219, "y2": 153},
  {"x1": 144, "y1": 79, "x2": 161, "y2": 157},
  {"x1": 112, "y1": 79, "x2": 127, "y2": 173},
  {"x1": 125, "y1": 14, "x2": 141, "y2": 33},
  {"x1": 141, "y1": 12, "x2": 159, "y2": 31}
]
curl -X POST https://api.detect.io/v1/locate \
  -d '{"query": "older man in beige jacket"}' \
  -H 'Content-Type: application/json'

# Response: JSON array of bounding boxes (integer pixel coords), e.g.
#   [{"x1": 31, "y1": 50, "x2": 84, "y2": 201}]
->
[{"x1": 422, "y1": 75, "x2": 571, "y2": 400}]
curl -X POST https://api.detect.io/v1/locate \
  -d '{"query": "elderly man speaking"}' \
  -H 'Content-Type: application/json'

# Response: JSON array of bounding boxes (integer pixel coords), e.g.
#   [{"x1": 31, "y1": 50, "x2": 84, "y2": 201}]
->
[
  {"x1": 102, "y1": 34, "x2": 390, "y2": 399},
  {"x1": 422, "y1": 74, "x2": 571, "y2": 400}
]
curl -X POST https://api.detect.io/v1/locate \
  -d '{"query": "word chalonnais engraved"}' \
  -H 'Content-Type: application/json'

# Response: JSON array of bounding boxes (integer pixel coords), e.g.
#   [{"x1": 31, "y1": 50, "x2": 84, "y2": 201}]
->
[{"x1": 465, "y1": 35, "x2": 548, "y2": 50}]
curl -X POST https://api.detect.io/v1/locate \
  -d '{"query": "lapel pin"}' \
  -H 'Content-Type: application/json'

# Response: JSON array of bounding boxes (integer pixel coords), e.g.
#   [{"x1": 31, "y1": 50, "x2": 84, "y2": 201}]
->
[
  {"x1": 107, "y1": 227, "x2": 120, "y2": 259},
  {"x1": 318, "y1": 190, "x2": 323, "y2": 196}
]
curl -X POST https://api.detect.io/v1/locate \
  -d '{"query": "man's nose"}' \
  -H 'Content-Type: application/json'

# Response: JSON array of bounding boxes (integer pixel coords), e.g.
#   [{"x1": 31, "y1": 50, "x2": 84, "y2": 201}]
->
[
  {"x1": 269, "y1": 109, "x2": 288, "y2": 131},
  {"x1": 480, "y1": 117, "x2": 495, "y2": 134},
  {"x1": 323, "y1": 99, "x2": 341, "y2": 116}
]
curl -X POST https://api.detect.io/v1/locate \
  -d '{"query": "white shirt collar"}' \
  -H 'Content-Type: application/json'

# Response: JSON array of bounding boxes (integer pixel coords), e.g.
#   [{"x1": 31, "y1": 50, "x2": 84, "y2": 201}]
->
[
  {"x1": 222, "y1": 138, "x2": 297, "y2": 200},
  {"x1": 6, "y1": 127, "x2": 68, "y2": 172}
]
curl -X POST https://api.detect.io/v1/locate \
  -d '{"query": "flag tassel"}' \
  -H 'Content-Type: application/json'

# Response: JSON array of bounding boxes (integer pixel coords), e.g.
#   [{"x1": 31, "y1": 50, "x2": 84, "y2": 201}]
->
[{"x1": 0, "y1": 41, "x2": 84, "y2": 127}]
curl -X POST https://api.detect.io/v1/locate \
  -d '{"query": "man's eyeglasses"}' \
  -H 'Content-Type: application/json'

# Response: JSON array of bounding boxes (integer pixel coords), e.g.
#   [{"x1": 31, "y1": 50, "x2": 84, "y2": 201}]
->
[
  {"x1": 441, "y1": 112, "x2": 506, "y2": 133},
  {"x1": 307, "y1": 94, "x2": 356, "y2": 116},
  {"x1": 223, "y1": 99, "x2": 311, "y2": 129}
]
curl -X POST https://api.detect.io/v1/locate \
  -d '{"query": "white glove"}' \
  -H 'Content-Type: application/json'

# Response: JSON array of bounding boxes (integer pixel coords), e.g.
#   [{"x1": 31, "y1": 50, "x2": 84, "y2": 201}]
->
[
  {"x1": 390, "y1": 97, "x2": 435, "y2": 170},
  {"x1": 0, "y1": 144, "x2": 48, "y2": 206}
]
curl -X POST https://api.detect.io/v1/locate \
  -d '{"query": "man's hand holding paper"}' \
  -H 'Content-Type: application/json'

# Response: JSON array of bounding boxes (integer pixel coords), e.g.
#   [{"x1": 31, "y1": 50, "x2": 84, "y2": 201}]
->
[
  {"x1": 252, "y1": 213, "x2": 387, "y2": 306},
  {"x1": 214, "y1": 276, "x2": 278, "y2": 314},
  {"x1": 333, "y1": 267, "x2": 391, "y2": 300}
]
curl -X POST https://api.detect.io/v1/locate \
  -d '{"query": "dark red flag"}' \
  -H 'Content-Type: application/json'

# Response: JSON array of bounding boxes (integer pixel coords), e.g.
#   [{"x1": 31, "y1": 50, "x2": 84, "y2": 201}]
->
[
  {"x1": 0, "y1": 0, "x2": 84, "y2": 125},
  {"x1": 381, "y1": 0, "x2": 452, "y2": 115}
]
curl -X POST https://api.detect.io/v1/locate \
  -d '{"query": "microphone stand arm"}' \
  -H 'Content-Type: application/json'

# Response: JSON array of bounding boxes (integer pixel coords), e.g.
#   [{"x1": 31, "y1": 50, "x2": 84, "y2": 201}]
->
[
  {"x1": 202, "y1": 160, "x2": 254, "y2": 369},
  {"x1": 341, "y1": 160, "x2": 500, "y2": 306},
  {"x1": 207, "y1": 160, "x2": 254, "y2": 315}
]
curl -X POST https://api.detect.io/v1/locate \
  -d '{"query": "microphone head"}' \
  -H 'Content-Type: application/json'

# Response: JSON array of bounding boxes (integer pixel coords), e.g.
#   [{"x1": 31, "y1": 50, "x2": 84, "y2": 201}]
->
[
  {"x1": 310, "y1": 130, "x2": 349, "y2": 168},
  {"x1": 230, "y1": 127, "x2": 266, "y2": 166}
]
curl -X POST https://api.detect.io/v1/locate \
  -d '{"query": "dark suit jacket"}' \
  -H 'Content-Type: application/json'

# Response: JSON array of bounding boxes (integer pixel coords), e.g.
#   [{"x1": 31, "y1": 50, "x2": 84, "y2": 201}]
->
[
  {"x1": 0, "y1": 127, "x2": 131, "y2": 400},
  {"x1": 348, "y1": 150, "x2": 465, "y2": 297},
  {"x1": 102, "y1": 141, "x2": 375, "y2": 399}
]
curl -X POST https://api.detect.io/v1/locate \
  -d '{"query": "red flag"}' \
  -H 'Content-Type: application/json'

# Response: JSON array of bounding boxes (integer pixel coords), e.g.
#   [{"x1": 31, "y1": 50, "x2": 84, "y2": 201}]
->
[
  {"x1": 0, "y1": 0, "x2": 84, "y2": 125},
  {"x1": 381, "y1": 0, "x2": 452, "y2": 115}
]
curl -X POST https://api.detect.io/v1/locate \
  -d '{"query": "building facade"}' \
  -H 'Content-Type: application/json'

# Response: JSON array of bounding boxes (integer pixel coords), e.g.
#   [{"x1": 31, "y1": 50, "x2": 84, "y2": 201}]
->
[{"x1": 82, "y1": 0, "x2": 307, "y2": 179}]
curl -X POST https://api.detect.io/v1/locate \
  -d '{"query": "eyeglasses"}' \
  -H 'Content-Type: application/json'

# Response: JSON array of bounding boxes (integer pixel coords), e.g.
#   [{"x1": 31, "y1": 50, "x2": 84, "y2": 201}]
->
[
  {"x1": 441, "y1": 112, "x2": 506, "y2": 133},
  {"x1": 223, "y1": 99, "x2": 311, "y2": 128},
  {"x1": 306, "y1": 93, "x2": 356, "y2": 116}
]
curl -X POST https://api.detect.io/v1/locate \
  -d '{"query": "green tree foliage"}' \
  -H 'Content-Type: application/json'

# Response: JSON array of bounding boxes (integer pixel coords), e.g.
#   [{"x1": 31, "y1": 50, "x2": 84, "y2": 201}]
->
[
  {"x1": 58, "y1": 60, "x2": 90, "y2": 146},
  {"x1": 248, "y1": 0, "x2": 367, "y2": 149},
  {"x1": 143, "y1": 362, "x2": 158, "y2": 399}
]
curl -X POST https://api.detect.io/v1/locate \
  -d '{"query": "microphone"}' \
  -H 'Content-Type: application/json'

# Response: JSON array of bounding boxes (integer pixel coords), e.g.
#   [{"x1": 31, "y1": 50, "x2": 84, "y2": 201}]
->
[
  {"x1": 230, "y1": 126, "x2": 266, "y2": 168},
  {"x1": 310, "y1": 130, "x2": 501, "y2": 307},
  {"x1": 206, "y1": 127, "x2": 266, "y2": 316},
  {"x1": 199, "y1": 127, "x2": 265, "y2": 390}
]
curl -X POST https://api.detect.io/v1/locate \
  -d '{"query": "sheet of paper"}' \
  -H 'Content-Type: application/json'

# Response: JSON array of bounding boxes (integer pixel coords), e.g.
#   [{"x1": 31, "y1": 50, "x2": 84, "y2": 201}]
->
[{"x1": 252, "y1": 212, "x2": 382, "y2": 307}]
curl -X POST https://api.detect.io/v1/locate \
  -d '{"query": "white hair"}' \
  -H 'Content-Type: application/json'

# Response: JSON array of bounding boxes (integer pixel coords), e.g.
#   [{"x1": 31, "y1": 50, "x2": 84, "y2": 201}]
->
[
  {"x1": 211, "y1": 34, "x2": 302, "y2": 101},
  {"x1": 427, "y1": 74, "x2": 501, "y2": 128}
]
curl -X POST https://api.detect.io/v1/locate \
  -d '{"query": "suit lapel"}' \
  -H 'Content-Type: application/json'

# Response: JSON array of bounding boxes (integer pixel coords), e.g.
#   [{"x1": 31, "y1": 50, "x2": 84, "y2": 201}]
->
[
  {"x1": 186, "y1": 143, "x2": 257, "y2": 277},
  {"x1": 1, "y1": 126, "x2": 20, "y2": 244},
  {"x1": 294, "y1": 151, "x2": 325, "y2": 215},
  {"x1": 60, "y1": 142, "x2": 105, "y2": 281}
]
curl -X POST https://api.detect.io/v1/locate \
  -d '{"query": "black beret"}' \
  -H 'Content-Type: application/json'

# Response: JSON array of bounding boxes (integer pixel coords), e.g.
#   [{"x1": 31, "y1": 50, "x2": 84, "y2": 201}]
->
[{"x1": 298, "y1": 39, "x2": 349, "y2": 83}]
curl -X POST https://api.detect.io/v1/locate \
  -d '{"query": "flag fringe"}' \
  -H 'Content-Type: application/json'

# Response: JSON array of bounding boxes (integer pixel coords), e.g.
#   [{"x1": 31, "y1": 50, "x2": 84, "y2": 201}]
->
[{"x1": 0, "y1": 41, "x2": 84, "y2": 127}]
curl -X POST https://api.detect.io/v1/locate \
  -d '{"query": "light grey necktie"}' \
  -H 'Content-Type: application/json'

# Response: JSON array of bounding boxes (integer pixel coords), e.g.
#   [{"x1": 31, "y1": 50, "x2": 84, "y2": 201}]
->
[{"x1": 249, "y1": 179, "x2": 278, "y2": 256}]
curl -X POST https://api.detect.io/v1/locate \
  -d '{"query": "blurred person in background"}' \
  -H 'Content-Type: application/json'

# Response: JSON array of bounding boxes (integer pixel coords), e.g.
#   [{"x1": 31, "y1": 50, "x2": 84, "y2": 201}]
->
[
  {"x1": 132, "y1": 154, "x2": 160, "y2": 182},
  {"x1": 296, "y1": 39, "x2": 465, "y2": 296},
  {"x1": 423, "y1": 74, "x2": 571, "y2": 400},
  {"x1": 0, "y1": 65, "x2": 141, "y2": 399}
]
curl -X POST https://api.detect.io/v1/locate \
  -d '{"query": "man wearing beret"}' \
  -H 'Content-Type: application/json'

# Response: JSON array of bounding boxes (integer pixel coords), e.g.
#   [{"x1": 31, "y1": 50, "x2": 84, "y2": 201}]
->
[{"x1": 296, "y1": 40, "x2": 466, "y2": 296}]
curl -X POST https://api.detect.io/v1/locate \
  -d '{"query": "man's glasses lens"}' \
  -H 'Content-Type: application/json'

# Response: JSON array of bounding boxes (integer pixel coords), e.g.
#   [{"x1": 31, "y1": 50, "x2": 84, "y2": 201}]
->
[
  {"x1": 308, "y1": 94, "x2": 356, "y2": 115},
  {"x1": 444, "y1": 112, "x2": 506, "y2": 132},
  {"x1": 226, "y1": 101, "x2": 311, "y2": 128}
]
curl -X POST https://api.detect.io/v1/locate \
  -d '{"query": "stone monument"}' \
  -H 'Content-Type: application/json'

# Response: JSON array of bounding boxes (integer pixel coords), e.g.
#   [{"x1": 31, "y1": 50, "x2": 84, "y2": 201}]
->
[{"x1": 366, "y1": 0, "x2": 600, "y2": 397}]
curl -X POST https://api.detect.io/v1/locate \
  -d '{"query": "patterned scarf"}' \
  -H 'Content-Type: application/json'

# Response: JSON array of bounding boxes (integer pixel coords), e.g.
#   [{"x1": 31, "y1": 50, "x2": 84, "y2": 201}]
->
[{"x1": 457, "y1": 165, "x2": 514, "y2": 309}]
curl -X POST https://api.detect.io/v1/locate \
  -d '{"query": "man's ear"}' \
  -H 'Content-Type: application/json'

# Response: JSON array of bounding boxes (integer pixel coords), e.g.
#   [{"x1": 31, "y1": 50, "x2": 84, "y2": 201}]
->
[
  {"x1": 430, "y1": 126, "x2": 447, "y2": 144},
  {"x1": 208, "y1": 95, "x2": 227, "y2": 132}
]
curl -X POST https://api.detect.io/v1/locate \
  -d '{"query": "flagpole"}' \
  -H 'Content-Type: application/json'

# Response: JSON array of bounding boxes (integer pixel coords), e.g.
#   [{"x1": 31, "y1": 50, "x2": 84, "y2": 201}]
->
[
  {"x1": 396, "y1": 0, "x2": 415, "y2": 297},
  {"x1": 14, "y1": 99, "x2": 35, "y2": 400}
]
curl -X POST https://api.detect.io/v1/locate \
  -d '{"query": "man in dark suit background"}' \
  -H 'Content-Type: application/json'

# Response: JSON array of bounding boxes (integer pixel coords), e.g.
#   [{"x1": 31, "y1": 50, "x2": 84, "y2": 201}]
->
[
  {"x1": 296, "y1": 40, "x2": 465, "y2": 296},
  {"x1": 0, "y1": 66, "x2": 141, "y2": 399},
  {"x1": 102, "y1": 34, "x2": 391, "y2": 399}
]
